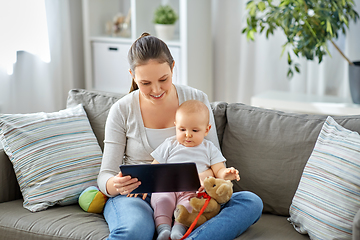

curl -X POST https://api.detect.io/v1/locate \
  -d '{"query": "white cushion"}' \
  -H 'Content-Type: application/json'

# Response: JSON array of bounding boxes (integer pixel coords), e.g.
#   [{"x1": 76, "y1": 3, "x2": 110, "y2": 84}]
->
[
  {"x1": 0, "y1": 104, "x2": 102, "y2": 212},
  {"x1": 288, "y1": 116, "x2": 360, "y2": 239}
]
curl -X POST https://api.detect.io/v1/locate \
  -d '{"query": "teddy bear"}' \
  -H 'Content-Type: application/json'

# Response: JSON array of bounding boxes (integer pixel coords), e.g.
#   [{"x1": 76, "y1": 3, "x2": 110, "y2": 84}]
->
[{"x1": 174, "y1": 176, "x2": 233, "y2": 228}]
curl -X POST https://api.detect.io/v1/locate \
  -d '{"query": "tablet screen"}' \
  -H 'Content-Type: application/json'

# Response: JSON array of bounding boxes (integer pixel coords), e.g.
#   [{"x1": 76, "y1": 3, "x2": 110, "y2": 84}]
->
[{"x1": 120, "y1": 163, "x2": 200, "y2": 193}]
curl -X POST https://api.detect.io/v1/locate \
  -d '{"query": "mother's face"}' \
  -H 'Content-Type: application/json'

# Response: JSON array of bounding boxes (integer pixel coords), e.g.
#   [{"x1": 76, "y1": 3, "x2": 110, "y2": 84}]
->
[{"x1": 131, "y1": 59, "x2": 174, "y2": 105}]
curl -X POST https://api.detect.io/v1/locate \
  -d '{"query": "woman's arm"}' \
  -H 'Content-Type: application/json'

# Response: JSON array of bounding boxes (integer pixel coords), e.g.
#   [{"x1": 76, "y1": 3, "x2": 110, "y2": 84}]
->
[{"x1": 98, "y1": 101, "x2": 132, "y2": 197}]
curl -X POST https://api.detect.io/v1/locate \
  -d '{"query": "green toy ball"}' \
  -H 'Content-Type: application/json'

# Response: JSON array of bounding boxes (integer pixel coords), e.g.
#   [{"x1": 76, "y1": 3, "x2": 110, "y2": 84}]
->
[{"x1": 79, "y1": 186, "x2": 108, "y2": 213}]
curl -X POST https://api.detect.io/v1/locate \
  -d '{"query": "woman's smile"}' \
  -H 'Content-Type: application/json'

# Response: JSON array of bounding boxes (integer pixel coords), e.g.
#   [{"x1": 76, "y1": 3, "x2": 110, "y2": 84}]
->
[{"x1": 151, "y1": 92, "x2": 165, "y2": 99}]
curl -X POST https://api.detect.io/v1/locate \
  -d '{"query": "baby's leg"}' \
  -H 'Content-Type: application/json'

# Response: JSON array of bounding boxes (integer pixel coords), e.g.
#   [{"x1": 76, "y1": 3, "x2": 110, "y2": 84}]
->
[
  {"x1": 171, "y1": 192, "x2": 194, "y2": 239},
  {"x1": 175, "y1": 191, "x2": 194, "y2": 215},
  {"x1": 151, "y1": 192, "x2": 177, "y2": 226},
  {"x1": 151, "y1": 192, "x2": 177, "y2": 240}
]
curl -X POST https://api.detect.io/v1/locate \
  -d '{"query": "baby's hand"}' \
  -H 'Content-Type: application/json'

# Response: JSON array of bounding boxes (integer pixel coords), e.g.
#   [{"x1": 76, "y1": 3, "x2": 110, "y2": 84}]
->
[
  {"x1": 197, "y1": 185, "x2": 205, "y2": 193},
  {"x1": 224, "y1": 167, "x2": 240, "y2": 181}
]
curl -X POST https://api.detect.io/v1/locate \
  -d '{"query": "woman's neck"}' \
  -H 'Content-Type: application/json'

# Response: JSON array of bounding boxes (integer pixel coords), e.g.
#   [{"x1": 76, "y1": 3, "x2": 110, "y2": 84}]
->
[{"x1": 140, "y1": 84, "x2": 179, "y2": 129}]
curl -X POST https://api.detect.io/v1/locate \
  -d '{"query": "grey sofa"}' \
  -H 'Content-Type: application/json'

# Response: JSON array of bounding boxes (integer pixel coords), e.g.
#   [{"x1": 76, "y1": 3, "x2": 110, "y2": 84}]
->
[{"x1": 1, "y1": 88, "x2": 359, "y2": 240}]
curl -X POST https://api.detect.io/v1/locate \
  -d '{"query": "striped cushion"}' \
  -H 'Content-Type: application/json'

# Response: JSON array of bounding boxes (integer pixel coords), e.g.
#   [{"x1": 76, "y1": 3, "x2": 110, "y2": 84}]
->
[
  {"x1": 288, "y1": 116, "x2": 360, "y2": 239},
  {"x1": 0, "y1": 104, "x2": 102, "y2": 212}
]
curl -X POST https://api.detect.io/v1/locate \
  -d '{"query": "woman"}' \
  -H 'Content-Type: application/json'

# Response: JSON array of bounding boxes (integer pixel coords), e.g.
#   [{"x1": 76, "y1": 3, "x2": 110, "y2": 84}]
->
[{"x1": 97, "y1": 33, "x2": 263, "y2": 240}]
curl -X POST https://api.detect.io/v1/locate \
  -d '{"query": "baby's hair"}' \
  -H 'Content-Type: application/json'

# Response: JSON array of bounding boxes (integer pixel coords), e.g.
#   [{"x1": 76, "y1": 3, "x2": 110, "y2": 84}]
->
[
  {"x1": 177, "y1": 100, "x2": 210, "y2": 125},
  {"x1": 128, "y1": 32, "x2": 174, "y2": 93}
]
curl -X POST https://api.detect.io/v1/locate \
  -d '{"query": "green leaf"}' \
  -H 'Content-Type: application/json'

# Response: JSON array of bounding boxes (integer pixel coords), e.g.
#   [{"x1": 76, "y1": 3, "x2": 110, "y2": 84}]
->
[
  {"x1": 250, "y1": 5, "x2": 257, "y2": 16},
  {"x1": 294, "y1": 64, "x2": 300, "y2": 73},
  {"x1": 324, "y1": 44, "x2": 332, "y2": 58},
  {"x1": 258, "y1": 2, "x2": 266, "y2": 11},
  {"x1": 280, "y1": 45, "x2": 286, "y2": 57},
  {"x1": 287, "y1": 52, "x2": 292, "y2": 65},
  {"x1": 247, "y1": 30, "x2": 255, "y2": 41},
  {"x1": 326, "y1": 20, "x2": 333, "y2": 36},
  {"x1": 318, "y1": 52, "x2": 323, "y2": 63},
  {"x1": 287, "y1": 68, "x2": 294, "y2": 78},
  {"x1": 266, "y1": 28, "x2": 270, "y2": 38},
  {"x1": 293, "y1": 49, "x2": 299, "y2": 57},
  {"x1": 280, "y1": 0, "x2": 290, "y2": 7},
  {"x1": 246, "y1": 1, "x2": 255, "y2": 10}
]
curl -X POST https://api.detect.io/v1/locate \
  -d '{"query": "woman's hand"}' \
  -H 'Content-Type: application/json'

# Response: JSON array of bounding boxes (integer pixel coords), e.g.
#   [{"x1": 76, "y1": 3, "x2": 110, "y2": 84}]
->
[
  {"x1": 127, "y1": 193, "x2": 148, "y2": 200},
  {"x1": 107, "y1": 172, "x2": 141, "y2": 196}
]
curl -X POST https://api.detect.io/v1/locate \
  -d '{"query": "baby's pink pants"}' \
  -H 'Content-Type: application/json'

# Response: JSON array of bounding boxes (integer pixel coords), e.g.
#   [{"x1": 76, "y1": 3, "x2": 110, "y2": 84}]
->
[{"x1": 151, "y1": 191, "x2": 194, "y2": 227}]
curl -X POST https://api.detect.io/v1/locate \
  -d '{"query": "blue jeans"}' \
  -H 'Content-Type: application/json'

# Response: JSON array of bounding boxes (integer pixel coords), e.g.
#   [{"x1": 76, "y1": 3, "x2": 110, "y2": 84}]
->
[
  {"x1": 104, "y1": 191, "x2": 263, "y2": 240},
  {"x1": 104, "y1": 194, "x2": 155, "y2": 240},
  {"x1": 186, "y1": 191, "x2": 263, "y2": 240}
]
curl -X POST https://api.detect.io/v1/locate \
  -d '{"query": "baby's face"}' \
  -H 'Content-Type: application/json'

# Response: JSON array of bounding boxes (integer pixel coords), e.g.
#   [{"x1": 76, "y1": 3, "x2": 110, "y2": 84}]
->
[{"x1": 175, "y1": 111, "x2": 210, "y2": 147}]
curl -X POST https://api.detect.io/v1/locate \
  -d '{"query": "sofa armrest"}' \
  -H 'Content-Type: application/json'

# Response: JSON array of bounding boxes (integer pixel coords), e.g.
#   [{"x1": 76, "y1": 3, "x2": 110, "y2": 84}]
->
[
  {"x1": 354, "y1": 208, "x2": 360, "y2": 240},
  {"x1": 0, "y1": 147, "x2": 22, "y2": 203}
]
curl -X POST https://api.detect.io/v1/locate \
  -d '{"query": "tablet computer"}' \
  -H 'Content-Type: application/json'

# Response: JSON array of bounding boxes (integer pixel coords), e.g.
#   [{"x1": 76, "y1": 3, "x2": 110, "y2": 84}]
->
[{"x1": 120, "y1": 162, "x2": 200, "y2": 193}]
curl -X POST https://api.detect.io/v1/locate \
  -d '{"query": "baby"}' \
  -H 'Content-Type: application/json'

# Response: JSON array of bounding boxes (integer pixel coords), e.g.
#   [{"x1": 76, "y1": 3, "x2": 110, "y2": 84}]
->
[{"x1": 150, "y1": 100, "x2": 240, "y2": 240}]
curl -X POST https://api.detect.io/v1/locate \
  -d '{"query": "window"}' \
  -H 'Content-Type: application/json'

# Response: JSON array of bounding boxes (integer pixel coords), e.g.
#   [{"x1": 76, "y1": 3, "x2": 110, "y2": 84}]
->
[{"x1": 0, "y1": 0, "x2": 50, "y2": 75}]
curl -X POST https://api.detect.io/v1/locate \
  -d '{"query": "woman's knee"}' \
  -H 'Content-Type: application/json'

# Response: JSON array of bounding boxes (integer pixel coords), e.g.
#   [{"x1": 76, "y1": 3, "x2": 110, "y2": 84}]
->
[
  {"x1": 109, "y1": 224, "x2": 154, "y2": 240},
  {"x1": 232, "y1": 191, "x2": 263, "y2": 214},
  {"x1": 107, "y1": 213, "x2": 155, "y2": 240},
  {"x1": 105, "y1": 196, "x2": 155, "y2": 240}
]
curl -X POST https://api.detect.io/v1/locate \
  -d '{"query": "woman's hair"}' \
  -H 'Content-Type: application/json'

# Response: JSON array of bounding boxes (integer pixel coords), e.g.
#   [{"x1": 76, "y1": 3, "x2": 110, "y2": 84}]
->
[{"x1": 128, "y1": 32, "x2": 174, "y2": 93}]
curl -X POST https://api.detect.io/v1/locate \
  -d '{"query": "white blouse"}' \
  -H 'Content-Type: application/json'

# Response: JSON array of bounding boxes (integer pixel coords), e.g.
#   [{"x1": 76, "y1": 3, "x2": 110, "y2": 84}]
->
[{"x1": 144, "y1": 126, "x2": 176, "y2": 149}]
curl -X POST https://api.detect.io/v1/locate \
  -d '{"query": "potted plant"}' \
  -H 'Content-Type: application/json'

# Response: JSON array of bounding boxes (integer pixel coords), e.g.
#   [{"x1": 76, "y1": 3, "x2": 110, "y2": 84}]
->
[
  {"x1": 242, "y1": 0, "x2": 360, "y2": 103},
  {"x1": 153, "y1": 4, "x2": 178, "y2": 40}
]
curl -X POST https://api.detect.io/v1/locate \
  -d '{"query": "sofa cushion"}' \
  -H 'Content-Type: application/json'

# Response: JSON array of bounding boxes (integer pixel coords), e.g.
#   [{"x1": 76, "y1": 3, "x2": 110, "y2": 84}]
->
[
  {"x1": 0, "y1": 105, "x2": 102, "y2": 212},
  {"x1": 0, "y1": 199, "x2": 109, "y2": 240},
  {"x1": 66, "y1": 89, "x2": 124, "y2": 151},
  {"x1": 222, "y1": 103, "x2": 360, "y2": 216},
  {"x1": 288, "y1": 116, "x2": 360, "y2": 239}
]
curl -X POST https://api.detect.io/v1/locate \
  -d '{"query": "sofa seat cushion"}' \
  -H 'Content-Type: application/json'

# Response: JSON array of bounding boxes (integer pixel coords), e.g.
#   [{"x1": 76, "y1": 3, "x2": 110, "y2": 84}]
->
[
  {"x1": 0, "y1": 199, "x2": 109, "y2": 240},
  {"x1": 236, "y1": 214, "x2": 309, "y2": 240}
]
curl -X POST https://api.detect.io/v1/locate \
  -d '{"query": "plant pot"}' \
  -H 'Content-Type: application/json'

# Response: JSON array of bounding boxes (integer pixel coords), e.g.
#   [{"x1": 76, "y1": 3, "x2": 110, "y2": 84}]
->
[
  {"x1": 154, "y1": 24, "x2": 175, "y2": 41},
  {"x1": 349, "y1": 61, "x2": 360, "y2": 104}
]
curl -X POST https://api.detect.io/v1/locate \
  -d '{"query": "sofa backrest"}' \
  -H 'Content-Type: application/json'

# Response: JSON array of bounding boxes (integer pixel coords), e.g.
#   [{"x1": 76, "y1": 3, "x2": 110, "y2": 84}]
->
[
  {"x1": 66, "y1": 89, "x2": 228, "y2": 151},
  {"x1": 67, "y1": 89, "x2": 360, "y2": 217},
  {"x1": 221, "y1": 103, "x2": 360, "y2": 216},
  {"x1": 67, "y1": 89, "x2": 124, "y2": 151}
]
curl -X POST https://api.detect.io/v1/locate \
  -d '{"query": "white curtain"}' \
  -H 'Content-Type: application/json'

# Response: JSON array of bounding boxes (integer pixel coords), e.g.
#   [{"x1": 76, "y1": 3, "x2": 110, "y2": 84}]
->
[
  {"x1": 0, "y1": 0, "x2": 84, "y2": 114},
  {"x1": 212, "y1": 0, "x2": 360, "y2": 104}
]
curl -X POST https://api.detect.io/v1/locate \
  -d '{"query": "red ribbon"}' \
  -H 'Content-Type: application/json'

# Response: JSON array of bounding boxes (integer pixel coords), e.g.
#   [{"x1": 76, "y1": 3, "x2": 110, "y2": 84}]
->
[{"x1": 179, "y1": 192, "x2": 211, "y2": 240}]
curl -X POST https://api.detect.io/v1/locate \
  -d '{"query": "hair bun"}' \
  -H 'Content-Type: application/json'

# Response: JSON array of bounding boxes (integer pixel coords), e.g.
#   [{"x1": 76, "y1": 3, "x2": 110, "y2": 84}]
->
[{"x1": 140, "y1": 32, "x2": 151, "y2": 38}]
